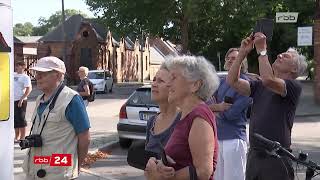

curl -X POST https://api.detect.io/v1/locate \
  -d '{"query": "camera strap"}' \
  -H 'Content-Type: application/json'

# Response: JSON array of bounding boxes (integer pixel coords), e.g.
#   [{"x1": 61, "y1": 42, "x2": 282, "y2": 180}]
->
[{"x1": 28, "y1": 84, "x2": 65, "y2": 135}]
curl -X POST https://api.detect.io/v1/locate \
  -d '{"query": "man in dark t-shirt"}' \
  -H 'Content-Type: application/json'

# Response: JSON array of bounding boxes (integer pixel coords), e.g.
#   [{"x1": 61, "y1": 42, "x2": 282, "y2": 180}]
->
[{"x1": 227, "y1": 32, "x2": 307, "y2": 180}]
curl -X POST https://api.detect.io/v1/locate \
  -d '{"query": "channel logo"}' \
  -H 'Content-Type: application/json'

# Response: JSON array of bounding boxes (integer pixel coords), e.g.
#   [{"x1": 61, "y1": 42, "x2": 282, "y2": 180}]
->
[{"x1": 34, "y1": 154, "x2": 72, "y2": 166}]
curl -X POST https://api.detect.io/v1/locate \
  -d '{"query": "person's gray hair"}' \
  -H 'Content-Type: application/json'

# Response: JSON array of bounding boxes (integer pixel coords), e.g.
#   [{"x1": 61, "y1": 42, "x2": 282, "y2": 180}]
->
[
  {"x1": 79, "y1": 66, "x2": 89, "y2": 76},
  {"x1": 287, "y1": 48, "x2": 307, "y2": 77},
  {"x1": 164, "y1": 55, "x2": 220, "y2": 101}
]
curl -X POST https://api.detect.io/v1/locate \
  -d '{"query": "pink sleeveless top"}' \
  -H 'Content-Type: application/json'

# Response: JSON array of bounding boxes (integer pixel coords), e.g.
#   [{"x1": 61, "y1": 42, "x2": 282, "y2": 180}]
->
[{"x1": 165, "y1": 103, "x2": 218, "y2": 180}]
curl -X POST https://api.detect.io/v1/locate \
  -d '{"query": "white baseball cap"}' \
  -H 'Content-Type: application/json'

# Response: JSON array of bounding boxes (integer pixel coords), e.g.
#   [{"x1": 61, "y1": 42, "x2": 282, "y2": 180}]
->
[{"x1": 30, "y1": 56, "x2": 66, "y2": 74}]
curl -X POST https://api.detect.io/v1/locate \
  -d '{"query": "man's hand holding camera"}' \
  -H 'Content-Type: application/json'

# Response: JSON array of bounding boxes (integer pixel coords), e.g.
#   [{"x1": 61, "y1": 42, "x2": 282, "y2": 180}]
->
[
  {"x1": 253, "y1": 32, "x2": 267, "y2": 55},
  {"x1": 239, "y1": 35, "x2": 254, "y2": 56}
]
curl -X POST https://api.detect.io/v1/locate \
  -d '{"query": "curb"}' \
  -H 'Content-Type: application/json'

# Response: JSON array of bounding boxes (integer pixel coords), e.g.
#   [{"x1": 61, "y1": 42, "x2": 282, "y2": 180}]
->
[
  {"x1": 80, "y1": 168, "x2": 118, "y2": 180},
  {"x1": 89, "y1": 140, "x2": 119, "y2": 154},
  {"x1": 295, "y1": 114, "x2": 320, "y2": 117}
]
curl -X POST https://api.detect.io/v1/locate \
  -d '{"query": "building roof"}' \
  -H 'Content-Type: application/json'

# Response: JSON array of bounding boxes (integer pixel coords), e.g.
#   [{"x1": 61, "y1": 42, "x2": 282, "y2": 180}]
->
[
  {"x1": 0, "y1": 32, "x2": 11, "y2": 52},
  {"x1": 149, "y1": 37, "x2": 178, "y2": 64},
  {"x1": 38, "y1": 14, "x2": 108, "y2": 42},
  {"x1": 124, "y1": 36, "x2": 134, "y2": 49},
  {"x1": 14, "y1": 36, "x2": 24, "y2": 44},
  {"x1": 16, "y1": 36, "x2": 42, "y2": 44}
]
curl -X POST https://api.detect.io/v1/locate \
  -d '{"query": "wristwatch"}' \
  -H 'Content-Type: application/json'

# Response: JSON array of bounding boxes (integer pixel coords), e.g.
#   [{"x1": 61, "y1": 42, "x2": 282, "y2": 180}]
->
[{"x1": 259, "y1": 50, "x2": 267, "y2": 56}]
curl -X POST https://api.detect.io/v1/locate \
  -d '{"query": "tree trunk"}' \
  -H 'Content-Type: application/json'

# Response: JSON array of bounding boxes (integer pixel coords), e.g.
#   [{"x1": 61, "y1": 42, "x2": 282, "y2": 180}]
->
[
  {"x1": 181, "y1": 15, "x2": 189, "y2": 54},
  {"x1": 315, "y1": 0, "x2": 320, "y2": 104}
]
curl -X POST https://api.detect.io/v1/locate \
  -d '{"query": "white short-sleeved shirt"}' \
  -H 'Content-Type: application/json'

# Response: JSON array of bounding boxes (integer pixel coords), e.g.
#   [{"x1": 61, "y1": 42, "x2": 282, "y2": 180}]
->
[{"x1": 14, "y1": 73, "x2": 32, "y2": 101}]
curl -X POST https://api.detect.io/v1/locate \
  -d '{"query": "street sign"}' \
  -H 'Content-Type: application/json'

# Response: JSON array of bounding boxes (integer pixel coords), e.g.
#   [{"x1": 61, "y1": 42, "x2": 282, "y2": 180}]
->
[
  {"x1": 298, "y1": 27, "x2": 313, "y2": 46},
  {"x1": 0, "y1": 32, "x2": 11, "y2": 121},
  {"x1": 276, "y1": 12, "x2": 299, "y2": 23}
]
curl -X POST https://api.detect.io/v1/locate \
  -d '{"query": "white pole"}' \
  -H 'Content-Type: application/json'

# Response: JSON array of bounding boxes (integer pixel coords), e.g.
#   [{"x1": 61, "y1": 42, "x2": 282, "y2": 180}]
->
[
  {"x1": 217, "y1": 51, "x2": 221, "y2": 71},
  {"x1": 0, "y1": 0, "x2": 14, "y2": 179}
]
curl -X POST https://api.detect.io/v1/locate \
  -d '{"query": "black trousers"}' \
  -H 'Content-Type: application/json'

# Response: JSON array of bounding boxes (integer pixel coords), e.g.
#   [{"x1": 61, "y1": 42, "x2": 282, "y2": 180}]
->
[
  {"x1": 14, "y1": 100, "x2": 27, "y2": 128},
  {"x1": 245, "y1": 149, "x2": 294, "y2": 180}
]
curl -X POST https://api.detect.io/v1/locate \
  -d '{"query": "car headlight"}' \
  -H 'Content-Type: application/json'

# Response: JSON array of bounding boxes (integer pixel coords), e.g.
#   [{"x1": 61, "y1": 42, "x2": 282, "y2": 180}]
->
[{"x1": 98, "y1": 81, "x2": 104, "y2": 85}]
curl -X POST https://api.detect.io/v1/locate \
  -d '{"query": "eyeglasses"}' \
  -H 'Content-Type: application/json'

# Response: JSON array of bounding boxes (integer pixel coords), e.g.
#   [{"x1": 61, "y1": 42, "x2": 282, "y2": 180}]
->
[{"x1": 226, "y1": 56, "x2": 237, "y2": 61}]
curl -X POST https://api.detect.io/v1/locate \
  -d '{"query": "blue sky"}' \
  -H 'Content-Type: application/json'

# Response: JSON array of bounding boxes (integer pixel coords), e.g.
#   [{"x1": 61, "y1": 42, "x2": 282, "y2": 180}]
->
[{"x1": 12, "y1": 0, "x2": 96, "y2": 26}]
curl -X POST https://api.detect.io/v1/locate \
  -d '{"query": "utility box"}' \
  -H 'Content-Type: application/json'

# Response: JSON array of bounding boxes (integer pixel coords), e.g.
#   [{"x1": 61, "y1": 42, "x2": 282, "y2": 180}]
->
[{"x1": 0, "y1": 32, "x2": 11, "y2": 121}]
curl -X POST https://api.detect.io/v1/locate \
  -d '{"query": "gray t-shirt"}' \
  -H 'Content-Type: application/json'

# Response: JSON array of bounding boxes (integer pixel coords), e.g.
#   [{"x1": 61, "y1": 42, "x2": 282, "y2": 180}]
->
[
  {"x1": 249, "y1": 79, "x2": 301, "y2": 149},
  {"x1": 145, "y1": 112, "x2": 181, "y2": 154}
]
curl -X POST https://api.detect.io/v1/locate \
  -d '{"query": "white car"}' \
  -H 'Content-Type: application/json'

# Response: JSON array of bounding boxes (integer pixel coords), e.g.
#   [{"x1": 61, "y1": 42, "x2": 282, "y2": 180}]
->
[
  {"x1": 88, "y1": 70, "x2": 114, "y2": 94},
  {"x1": 117, "y1": 85, "x2": 159, "y2": 148}
]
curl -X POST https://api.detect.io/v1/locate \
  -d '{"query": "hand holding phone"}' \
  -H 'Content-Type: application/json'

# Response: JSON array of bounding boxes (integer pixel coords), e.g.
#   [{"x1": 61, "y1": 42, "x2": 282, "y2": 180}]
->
[
  {"x1": 224, "y1": 96, "x2": 234, "y2": 104},
  {"x1": 252, "y1": 18, "x2": 274, "y2": 41}
]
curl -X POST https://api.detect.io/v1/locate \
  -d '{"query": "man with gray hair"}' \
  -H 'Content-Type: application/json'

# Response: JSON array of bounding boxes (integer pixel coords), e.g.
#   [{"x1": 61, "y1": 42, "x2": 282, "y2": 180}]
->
[
  {"x1": 22, "y1": 56, "x2": 90, "y2": 179},
  {"x1": 227, "y1": 32, "x2": 307, "y2": 180}
]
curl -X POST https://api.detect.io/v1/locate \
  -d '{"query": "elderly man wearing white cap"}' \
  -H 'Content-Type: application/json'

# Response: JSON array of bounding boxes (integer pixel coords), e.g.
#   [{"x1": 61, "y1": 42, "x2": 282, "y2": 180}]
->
[{"x1": 21, "y1": 56, "x2": 91, "y2": 180}]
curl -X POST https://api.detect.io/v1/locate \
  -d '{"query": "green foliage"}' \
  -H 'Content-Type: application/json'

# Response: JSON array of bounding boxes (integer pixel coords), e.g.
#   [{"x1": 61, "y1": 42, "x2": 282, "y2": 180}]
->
[
  {"x1": 86, "y1": 0, "x2": 316, "y2": 71},
  {"x1": 33, "y1": 9, "x2": 88, "y2": 36},
  {"x1": 13, "y1": 9, "x2": 88, "y2": 36},
  {"x1": 13, "y1": 22, "x2": 34, "y2": 36}
]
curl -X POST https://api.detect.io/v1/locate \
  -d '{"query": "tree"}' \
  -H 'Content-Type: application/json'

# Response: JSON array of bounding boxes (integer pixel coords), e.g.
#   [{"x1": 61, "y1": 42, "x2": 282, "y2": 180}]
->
[
  {"x1": 86, "y1": 0, "x2": 223, "y2": 53},
  {"x1": 33, "y1": 9, "x2": 88, "y2": 36},
  {"x1": 86, "y1": 0, "x2": 315, "y2": 72},
  {"x1": 13, "y1": 22, "x2": 34, "y2": 36}
]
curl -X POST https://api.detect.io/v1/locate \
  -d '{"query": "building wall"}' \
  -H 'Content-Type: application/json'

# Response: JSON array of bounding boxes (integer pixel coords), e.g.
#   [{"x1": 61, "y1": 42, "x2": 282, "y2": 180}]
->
[
  {"x1": 149, "y1": 64, "x2": 161, "y2": 81},
  {"x1": 37, "y1": 42, "x2": 72, "y2": 59},
  {"x1": 142, "y1": 38, "x2": 150, "y2": 80},
  {"x1": 72, "y1": 23, "x2": 100, "y2": 71},
  {"x1": 35, "y1": 29, "x2": 163, "y2": 83},
  {"x1": 14, "y1": 43, "x2": 23, "y2": 63},
  {"x1": 134, "y1": 40, "x2": 143, "y2": 82}
]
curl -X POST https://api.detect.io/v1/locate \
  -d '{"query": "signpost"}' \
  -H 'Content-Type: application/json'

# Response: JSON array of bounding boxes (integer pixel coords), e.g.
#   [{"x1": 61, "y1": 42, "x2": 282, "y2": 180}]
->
[
  {"x1": 297, "y1": 27, "x2": 313, "y2": 46},
  {"x1": 276, "y1": 12, "x2": 299, "y2": 23}
]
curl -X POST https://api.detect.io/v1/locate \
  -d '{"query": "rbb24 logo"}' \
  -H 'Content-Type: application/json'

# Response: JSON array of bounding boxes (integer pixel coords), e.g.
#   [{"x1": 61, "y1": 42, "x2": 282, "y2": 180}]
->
[{"x1": 34, "y1": 154, "x2": 72, "y2": 166}]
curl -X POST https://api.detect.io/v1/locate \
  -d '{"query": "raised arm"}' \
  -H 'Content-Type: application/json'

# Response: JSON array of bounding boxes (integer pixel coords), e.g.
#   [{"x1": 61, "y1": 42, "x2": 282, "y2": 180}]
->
[
  {"x1": 226, "y1": 37, "x2": 252, "y2": 97},
  {"x1": 254, "y1": 33, "x2": 286, "y2": 96}
]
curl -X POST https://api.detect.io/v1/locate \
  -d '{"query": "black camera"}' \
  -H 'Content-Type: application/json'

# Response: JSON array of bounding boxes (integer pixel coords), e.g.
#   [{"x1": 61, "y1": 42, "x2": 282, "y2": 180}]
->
[{"x1": 19, "y1": 134, "x2": 43, "y2": 150}]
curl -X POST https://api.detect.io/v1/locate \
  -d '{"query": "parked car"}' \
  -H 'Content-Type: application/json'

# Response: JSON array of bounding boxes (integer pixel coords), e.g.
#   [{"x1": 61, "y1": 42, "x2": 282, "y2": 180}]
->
[
  {"x1": 116, "y1": 72, "x2": 259, "y2": 148},
  {"x1": 117, "y1": 85, "x2": 159, "y2": 148},
  {"x1": 88, "y1": 70, "x2": 113, "y2": 94}
]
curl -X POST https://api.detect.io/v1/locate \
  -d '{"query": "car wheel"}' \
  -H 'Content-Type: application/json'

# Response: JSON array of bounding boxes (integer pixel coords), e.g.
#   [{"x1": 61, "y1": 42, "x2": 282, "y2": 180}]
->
[
  {"x1": 119, "y1": 138, "x2": 132, "y2": 149},
  {"x1": 109, "y1": 83, "x2": 113, "y2": 93},
  {"x1": 103, "y1": 84, "x2": 108, "y2": 94}
]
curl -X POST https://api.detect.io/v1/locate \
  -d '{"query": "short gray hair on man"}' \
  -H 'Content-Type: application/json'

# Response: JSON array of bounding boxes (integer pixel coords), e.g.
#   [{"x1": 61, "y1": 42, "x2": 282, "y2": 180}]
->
[
  {"x1": 287, "y1": 48, "x2": 307, "y2": 77},
  {"x1": 164, "y1": 55, "x2": 220, "y2": 101}
]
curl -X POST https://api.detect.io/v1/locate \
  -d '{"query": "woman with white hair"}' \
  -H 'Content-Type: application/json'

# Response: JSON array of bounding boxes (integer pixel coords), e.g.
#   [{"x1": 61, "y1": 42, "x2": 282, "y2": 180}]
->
[
  {"x1": 145, "y1": 55, "x2": 220, "y2": 180},
  {"x1": 77, "y1": 66, "x2": 91, "y2": 106}
]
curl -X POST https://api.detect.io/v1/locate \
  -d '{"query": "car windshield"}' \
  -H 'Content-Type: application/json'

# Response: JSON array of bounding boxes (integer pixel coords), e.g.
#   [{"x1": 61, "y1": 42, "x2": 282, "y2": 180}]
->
[
  {"x1": 126, "y1": 88, "x2": 158, "y2": 107},
  {"x1": 88, "y1": 72, "x2": 104, "y2": 79}
]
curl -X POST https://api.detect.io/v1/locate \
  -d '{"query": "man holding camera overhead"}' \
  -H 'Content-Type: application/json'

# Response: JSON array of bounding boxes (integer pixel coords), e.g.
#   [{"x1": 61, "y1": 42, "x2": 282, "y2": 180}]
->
[
  {"x1": 208, "y1": 48, "x2": 252, "y2": 180},
  {"x1": 227, "y1": 32, "x2": 307, "y2": 180},
  {"x1": 22, "y1": 56, "x2": 90, "y2": 180}
]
